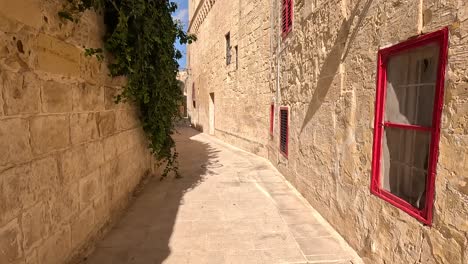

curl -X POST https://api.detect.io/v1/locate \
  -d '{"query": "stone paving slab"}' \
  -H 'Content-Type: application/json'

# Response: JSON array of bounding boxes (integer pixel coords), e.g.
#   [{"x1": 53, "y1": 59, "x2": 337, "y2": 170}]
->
[{"x1": 82, "y1": 127, "x2": 362, "y2": 264}]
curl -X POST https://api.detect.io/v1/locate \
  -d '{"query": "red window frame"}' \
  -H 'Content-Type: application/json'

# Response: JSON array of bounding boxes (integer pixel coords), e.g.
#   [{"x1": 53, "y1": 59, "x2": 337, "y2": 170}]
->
[
  {"x1": 371, "y1": 28, "x2": 449, "y2": 225},
  {"x1": 279, "y1": 107, "x2": 289, "y2": 157},
  {"x1": 281, "y1": 0, "x2": 293, "y2": 37},
  {"x1": 269, "y1": 103, "x2": 275, "y2": 136}
]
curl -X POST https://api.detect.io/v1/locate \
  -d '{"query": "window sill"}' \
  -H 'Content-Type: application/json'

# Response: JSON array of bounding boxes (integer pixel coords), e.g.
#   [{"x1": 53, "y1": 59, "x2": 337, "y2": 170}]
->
[{"x1": 371, "y1": 187, "x2": 431, "y2": 226}]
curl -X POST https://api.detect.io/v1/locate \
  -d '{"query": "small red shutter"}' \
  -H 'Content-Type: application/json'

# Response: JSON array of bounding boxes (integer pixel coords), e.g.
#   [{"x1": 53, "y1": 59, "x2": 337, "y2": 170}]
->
[
  {"x1": 282, "y1": 0, "x2": 293, "y2": 35},
  {"x1": 279, "y1": 108, "x2": 288, "y2": 157},
  {"x1": 281, "y1": 0, "x2": 288, "y2": 34},
  {"x1": 287, "y1": 0, "x2": 293, "y2": 30}
]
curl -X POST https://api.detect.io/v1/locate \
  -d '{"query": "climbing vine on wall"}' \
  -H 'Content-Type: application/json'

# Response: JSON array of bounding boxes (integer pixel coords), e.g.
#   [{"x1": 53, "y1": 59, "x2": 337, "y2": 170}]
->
[{"x1": 59, "y1": 0, "x2": 196, "y2": 178}]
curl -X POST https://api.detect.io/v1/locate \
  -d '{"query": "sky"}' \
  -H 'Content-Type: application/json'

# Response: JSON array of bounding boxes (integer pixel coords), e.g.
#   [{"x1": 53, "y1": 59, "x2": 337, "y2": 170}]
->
[{"x1": 172, "y1": 0, "x2": 189, "y2": 69}]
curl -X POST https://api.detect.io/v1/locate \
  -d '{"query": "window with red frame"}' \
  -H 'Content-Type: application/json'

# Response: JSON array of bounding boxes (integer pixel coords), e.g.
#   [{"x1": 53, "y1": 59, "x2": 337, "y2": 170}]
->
[
  {"x1": 371, "y1": 28, "x2": 449, "y2": 225},
  {"x1": 281, "y1": 0, "x2": 293, "y2": 36},
  {"x1": 279, "y1": 107, "x2": 288, "y2": 157},
  {"x1": 269, "y1": 103, "x2": 274, "y2": 136}
]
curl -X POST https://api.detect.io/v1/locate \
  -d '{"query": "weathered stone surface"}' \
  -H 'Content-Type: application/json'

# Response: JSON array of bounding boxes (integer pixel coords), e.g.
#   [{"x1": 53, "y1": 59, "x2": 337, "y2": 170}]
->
[
  {"x1": 70, "y1": 112, "x2": 99, "y2": 145},
  {"x1": 21, "y1": 202, "x2": 47, "y2": 252},
  {"x1": 84, "y1": 141, "x2": 105, "y2": 174},
  {"x1": 35, "y1": 34, "x2": 81, "y2": 76},
  {"x1": 188, "y1": 0, "x2": 468, "y2": 264},
  {"x1": 37, "y1": 227, "x2": 71, "y2": 264},
  {"x1": 97, "y1": 111, "x2": 116, "y2": 137},
  {"x1": 79, "y1": 170, "x2": 100, "y2": 209},
  {"x1": 115, "y1": 109, "x2": 139, "y2": 131},
  {"x1": 30, "y1": 156, "x2": 59, "y2": 199},
  {"x1": 0, "y1": 164, "x2": 34, "y2": 225},
  {"x1": 80, "y1": 55, "x2": 104, "y2": 85},
  {"x1": 0, "y1": 80, "x2": 4, "y2": 117},
  {"x1": 1, "y1": 71, "x2": 40, "y2": 115},
  {"x1": 100, "y1": 159, "x2": 120, "y2": 189},
  {"x1": 60, "y1": 141, "x2": 104, "y2": 182},
  {"x1": 60, "y1": 147, "x2": 85, "y2": 185},
  {"x1": 30, "y1": 115, "x2": 70, "y2": 155},
  {"x1": 71, "y1": 207, "x2": 94, "y2": 249},
  {"x1": 0, "y1": 0, "x2": 43, "y2": 29},
  {"x1": 104, "y1": 86, "x2": 123, "y2": 110},
  {"x1": 72, "y1": 83, "x2": 105, "y2": 111},
  {"x1": 0, "y1": 2, "x2": 151, "y2": 263},
  {"x1": 41, "y1": 81, "x2": 73, "y2": 113},
  {"x1": 93, "y1": 194, "x2": 110, "y2": 227},
  {"x1": 0, "y1": 219, "x2": 23, "y2": 262},
  {"x1": 46, "y1": 184, "x2": 79, "y2": 229},
  {"x1": 0, "y1": 118, "x2": 31, "y2": 166},
  {"x1": 0, "y1": 26, "x2": 37, "y2": 70},
  {"x1": 24, "y1": 250, "x2": 38, "y2": 264}
]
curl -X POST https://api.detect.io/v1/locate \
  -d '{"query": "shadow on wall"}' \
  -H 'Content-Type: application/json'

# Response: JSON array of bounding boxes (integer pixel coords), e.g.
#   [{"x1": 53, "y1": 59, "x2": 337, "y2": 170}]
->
[
  {"x1": 299, "y1": 0, "x2": 374, "y2": 134},
  {"x1": 81, "y1": 126, "x2": 220, "y2": 264},
  {"x1": 192, "y1": 123, "x2": 204, "y2": 132}
]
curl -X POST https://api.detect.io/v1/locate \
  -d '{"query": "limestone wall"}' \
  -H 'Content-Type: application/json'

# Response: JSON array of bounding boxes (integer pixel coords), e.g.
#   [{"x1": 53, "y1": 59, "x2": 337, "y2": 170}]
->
[
  {"x1": 189, "y1": 0, "x2": 468, "y2": 263},
  {"x1": 0, "y1": 1, "x2": 153, "y2": 263},
  {"x1": 268, "y1": 0, "x2": 468, "y2": 263},
  {"x1": 187, "y1": 0, "x2": 272, "y2": 157}
]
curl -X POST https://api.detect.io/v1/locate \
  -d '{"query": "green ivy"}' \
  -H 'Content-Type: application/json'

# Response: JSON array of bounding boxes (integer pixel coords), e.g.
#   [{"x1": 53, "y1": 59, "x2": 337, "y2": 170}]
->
[{"x1": 60, "y1": 0, "x2": 196, "y2": 178}]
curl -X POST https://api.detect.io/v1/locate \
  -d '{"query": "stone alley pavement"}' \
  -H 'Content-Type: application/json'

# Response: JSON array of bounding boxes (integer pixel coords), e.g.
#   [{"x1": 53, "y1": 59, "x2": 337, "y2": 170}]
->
[{"x1": 83, "y1": 127, "x2": 362, "y2": 264}]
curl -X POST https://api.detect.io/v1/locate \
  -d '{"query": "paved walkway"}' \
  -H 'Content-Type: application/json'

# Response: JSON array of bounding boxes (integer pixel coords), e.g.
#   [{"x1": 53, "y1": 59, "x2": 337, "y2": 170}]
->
[{"x1": 84, "y1": 127, "x2": 362, "y2": 264}]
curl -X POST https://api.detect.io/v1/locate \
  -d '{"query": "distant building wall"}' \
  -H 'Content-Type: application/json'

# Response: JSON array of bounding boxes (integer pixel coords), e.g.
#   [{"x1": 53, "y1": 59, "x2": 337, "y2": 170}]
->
[
  {"x1": 0, "y1": 1, "x2": 153, "y2": 263},
  {"x1": 189, "y1": 0, "x2": 468, "y2": 263},
  {"x1": 177, "y1": 70, "x2": 188, "y2": 117},
  {"x1": 187, "y1": 0, "x2": 272, "y2": 157}
]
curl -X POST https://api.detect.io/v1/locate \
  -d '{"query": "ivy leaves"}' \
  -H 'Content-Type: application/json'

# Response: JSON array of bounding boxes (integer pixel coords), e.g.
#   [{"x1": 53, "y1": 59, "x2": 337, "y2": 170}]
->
[{"x1": 60, "y1": 0, "x2": 196, "y2": 178}]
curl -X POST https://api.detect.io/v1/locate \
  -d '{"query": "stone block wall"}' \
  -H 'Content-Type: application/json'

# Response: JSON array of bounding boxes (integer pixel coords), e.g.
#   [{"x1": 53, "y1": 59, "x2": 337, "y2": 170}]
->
[
  {"x1": 189, "y1": 0, "x2": 468, "y2": 263},
  {"x1": 268, "y1": 0, "x2": 468, "y2": 263},
  {"x1": 187, "y1": 0, "x2": 272, "y2": 157},
  {"x1": 0, "y1": 1, "x2": 153, "y2": 263}
]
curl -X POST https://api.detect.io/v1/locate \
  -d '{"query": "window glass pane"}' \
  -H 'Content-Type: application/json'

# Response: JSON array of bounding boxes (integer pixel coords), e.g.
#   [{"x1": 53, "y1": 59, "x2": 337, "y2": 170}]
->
[
  {"x1": 381, "y1": 127, "x2": 431, "y2": 209},
  {"x1": 385, "y1": 43, "x2": 439, "y2": 127}
]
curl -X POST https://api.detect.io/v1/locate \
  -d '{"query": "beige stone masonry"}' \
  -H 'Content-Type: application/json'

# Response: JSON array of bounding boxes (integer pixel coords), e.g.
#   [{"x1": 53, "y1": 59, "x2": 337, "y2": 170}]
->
[
  {"x1": 42, "y1": 81, "x2": 74, "y2": 113},
  {"x1": 35, "y1": 33, "x2": 81, "y2": 77},
  {"x1": 188, "y1": 0, "x2": 468, "y2": 263},
  {"x1": 30, "y1": 115, "x2": 70, "y2": 155},
  {"x1": 0, "y1": 1, "x2": 154, "y2": 264},
  {"x1": 0, "y1": 0, "x2": 43, "y2": 29}
]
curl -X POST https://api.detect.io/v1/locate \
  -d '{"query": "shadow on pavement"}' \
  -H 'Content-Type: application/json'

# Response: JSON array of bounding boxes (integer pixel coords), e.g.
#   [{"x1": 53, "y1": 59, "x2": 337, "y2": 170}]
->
[{"x1": 82, "y1": 125, "x2": 219, "y2": 264}]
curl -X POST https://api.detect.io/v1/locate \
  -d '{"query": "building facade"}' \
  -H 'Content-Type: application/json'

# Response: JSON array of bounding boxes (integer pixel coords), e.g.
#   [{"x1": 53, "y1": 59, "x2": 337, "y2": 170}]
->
[
  {"x1": 187, "y1": 0, "x2": 272, "y2": 155},
  {"x1": 187, "y1": 0, "x2": 468, "y2": 263},
  {"x1": 0, "y1": 1, "x2": 154, "y2": 263}
]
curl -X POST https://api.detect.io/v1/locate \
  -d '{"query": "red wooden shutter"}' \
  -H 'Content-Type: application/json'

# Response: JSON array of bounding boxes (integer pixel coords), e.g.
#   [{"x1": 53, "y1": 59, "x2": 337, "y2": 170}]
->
[
  {"x1": 281, "y1": 0, "x2": 288, "y2": 34},
  {"x1": 279, "y1": 107, "x2": 288, "y2": 157},
  {"x1": 282, "y1": 0, "x2": 293, "y2": 35},
  {"x1": 287, "y1": 0, "x2": 293, "y2": 30}
]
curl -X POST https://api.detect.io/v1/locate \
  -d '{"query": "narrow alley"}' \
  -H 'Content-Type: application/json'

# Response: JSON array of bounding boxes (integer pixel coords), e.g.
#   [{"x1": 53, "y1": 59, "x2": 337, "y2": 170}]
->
[{"x1": 83, "y1": 126, "x2": 362, "y2": 264}]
